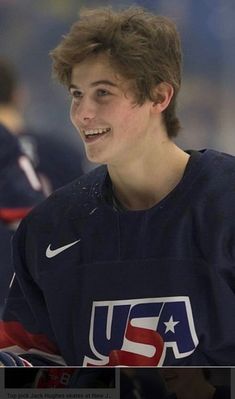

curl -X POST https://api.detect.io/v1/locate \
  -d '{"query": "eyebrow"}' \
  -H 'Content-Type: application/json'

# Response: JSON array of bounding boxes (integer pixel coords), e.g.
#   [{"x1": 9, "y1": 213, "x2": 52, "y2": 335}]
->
[{"x1": 69, "y1": 80, "x2": 118, "y2": 91}]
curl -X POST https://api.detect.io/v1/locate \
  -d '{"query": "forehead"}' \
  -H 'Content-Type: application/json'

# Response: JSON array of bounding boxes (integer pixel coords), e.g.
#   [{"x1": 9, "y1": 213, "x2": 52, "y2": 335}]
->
[{"x1": 71, "y1": 53, "x2": 124, "y2": 87}]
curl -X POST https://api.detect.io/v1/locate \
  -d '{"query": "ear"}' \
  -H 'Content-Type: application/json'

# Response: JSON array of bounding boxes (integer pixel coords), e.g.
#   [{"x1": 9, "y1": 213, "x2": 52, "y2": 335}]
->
[{"x1": 151, "y1": 82, "x2": 174, "y2": 114}]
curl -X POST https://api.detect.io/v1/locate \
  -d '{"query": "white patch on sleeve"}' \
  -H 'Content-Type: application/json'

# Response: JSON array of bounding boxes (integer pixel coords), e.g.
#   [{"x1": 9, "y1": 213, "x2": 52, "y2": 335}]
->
[{"x1": 18, "y1": 155, "x2": 41, "y2": 191}]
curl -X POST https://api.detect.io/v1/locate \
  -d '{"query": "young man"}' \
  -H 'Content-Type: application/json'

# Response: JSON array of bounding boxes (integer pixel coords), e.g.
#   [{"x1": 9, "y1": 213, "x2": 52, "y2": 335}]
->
[{"x1": 0, "y1": 6, "x2": 235, "y2": 366}]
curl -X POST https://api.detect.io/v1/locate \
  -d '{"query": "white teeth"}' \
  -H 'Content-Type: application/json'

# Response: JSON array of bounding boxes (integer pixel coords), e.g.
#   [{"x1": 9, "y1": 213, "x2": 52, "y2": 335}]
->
[{"x1": 84, "y1": 128, "x2": 110, "y2": 136}]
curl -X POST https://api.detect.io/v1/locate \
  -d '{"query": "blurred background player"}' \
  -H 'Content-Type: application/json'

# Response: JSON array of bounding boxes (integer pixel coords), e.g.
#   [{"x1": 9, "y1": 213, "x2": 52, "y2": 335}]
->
[
  {"x1": 0, "y1": 58, "x2": 85, "y2": 195},
  {"x1": 0, "y1": 123, "x2": 44, "y2": 315}
]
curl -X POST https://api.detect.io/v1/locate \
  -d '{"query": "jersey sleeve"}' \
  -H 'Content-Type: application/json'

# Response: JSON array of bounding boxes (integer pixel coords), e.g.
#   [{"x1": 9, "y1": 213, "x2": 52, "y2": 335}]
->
[
  {"x1": 0, "y1": 218, "x2": 66, "y2": 366},
  {"x1": 0, "y1": 124, "x2": 46, "y2": 326},
  {"x1": 0, "y1": 124, "x2": 45, "y2": 225}
]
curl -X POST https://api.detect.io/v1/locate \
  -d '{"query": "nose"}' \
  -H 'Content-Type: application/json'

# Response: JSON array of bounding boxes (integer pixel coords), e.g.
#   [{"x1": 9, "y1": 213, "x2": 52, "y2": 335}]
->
[{"x1": 71, "y1": 96, "x2": 96, "y2": 125}]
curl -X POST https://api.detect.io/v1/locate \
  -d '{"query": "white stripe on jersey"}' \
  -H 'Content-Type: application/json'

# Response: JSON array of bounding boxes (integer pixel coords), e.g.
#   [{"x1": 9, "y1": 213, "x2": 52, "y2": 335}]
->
[{"x1": 18, "y1": 155, "x2": 42, "y2": 191}]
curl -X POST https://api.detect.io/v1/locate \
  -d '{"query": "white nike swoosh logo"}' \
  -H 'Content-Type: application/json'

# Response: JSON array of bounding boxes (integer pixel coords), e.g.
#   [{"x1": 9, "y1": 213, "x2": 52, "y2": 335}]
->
[{"x1": 46, "y1": 240, "x2": 81, "y2": 258}]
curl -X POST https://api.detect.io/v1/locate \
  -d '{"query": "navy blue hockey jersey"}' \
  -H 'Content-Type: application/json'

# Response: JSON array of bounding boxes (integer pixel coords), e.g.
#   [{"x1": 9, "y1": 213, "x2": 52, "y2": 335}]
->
[
  {"x1": 0, "y1": 149, "x2": 235, "y2": 366},
  {"x1": 0, "y1": 124, "x2": 44, "y2": 315},
  {"x1": 0, "y1": 124, "x2": 44, "y2": 222}
]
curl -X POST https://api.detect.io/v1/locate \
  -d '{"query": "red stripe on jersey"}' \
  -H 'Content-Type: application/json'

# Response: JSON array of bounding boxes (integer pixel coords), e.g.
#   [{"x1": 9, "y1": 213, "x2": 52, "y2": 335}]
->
[
  {"x1": 0, "y1": 207, "x2": 32, "y2": 222},
  {"x1": 0, "y1": 320, "x2": 58, "y2": 355}
]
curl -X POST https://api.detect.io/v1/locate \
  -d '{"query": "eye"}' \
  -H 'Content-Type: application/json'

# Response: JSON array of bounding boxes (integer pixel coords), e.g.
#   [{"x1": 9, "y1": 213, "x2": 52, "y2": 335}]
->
[
  {"x1": 70, "y1": 89, "x2": 83, "y2": 100},
  {"x1": 96, "y1": 89, "x2": 110, "y2": 97}
]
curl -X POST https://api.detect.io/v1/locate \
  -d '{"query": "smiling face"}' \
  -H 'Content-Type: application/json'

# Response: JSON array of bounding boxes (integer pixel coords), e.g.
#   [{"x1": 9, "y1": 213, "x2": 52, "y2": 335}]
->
[{"x1": 69, "y1": 53, "x2": 160, "y2": 166}]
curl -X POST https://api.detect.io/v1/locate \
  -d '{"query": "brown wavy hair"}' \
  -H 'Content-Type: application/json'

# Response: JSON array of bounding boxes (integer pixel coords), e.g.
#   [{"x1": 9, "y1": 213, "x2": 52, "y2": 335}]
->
[{"x1": 50, "y1": 7, "x2": 182, "y2": 137}]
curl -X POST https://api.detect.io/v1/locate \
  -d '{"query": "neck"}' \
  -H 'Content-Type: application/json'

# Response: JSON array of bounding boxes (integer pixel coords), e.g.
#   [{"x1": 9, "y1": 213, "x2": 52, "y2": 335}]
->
[
  {"x1": 0, "y1": 106, "x2": 24, "y2": 135},
  {"x1": 108, "y1": 140, "x2": 189, "y2": 211}
]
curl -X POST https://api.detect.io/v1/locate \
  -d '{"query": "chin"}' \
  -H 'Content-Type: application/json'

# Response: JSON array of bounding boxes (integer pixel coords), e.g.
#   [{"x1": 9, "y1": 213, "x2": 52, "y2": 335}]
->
[{"x1": 86, "y1": 151, "x2": 108, "y2": 165}]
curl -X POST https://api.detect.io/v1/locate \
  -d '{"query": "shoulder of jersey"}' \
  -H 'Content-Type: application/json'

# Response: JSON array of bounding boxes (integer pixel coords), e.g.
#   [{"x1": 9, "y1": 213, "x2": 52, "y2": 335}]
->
[
  {"x1": 24, "y1": 165, "x2": 107, "y2": 222},
  {"x1": 190, "y1": 149, "x2": 235, "y2": 220},
  {"x1": 205, "y1": 150, "x2": 235, "y2": 193}
]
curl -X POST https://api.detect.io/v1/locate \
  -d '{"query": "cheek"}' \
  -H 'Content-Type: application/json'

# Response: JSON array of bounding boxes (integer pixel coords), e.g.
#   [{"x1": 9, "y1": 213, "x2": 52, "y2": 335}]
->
[
  {"x1": 70, "y1": 102, "x2": 78, "y2": 126},
  {"x1": 116, "y1": 107, "x2": 138, "y2": 128},
  {"x1": 119, "y1": 109, "x2": 147, "y2": 137}
]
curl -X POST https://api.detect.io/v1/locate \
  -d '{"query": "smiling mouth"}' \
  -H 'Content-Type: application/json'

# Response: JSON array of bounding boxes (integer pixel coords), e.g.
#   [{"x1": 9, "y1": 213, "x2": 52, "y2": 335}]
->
[{"x1": 83, "y1": 127, "x2": 111, "y2": 141}]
